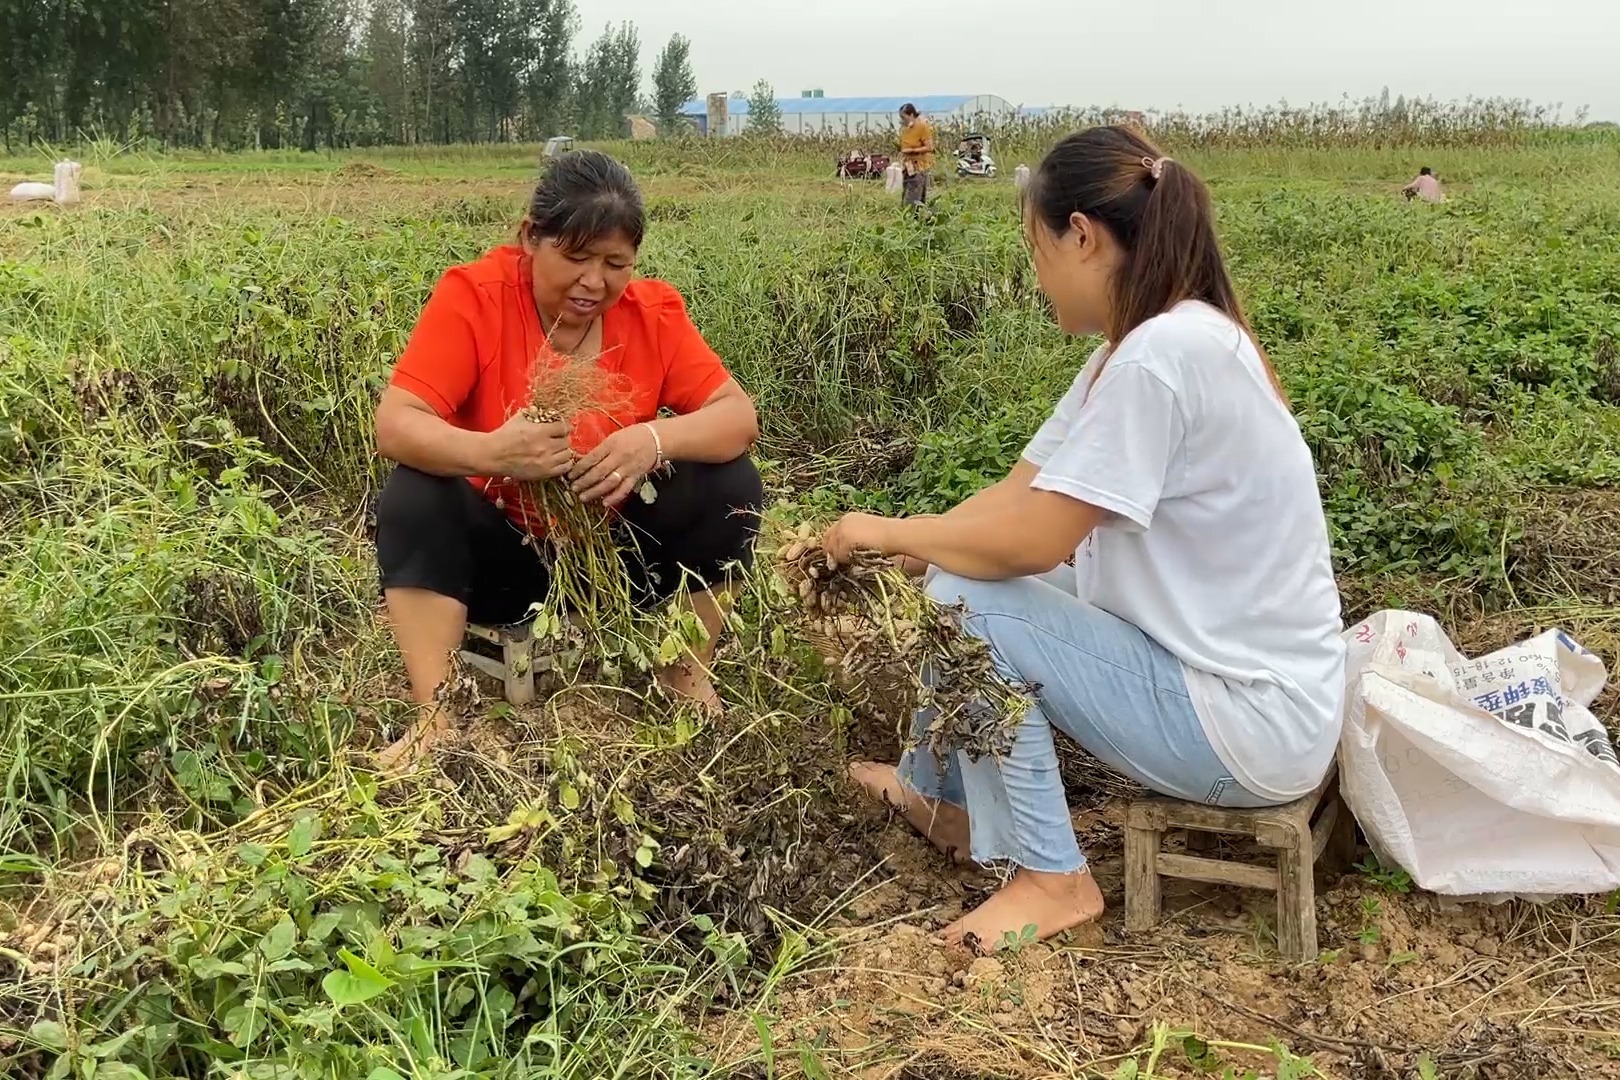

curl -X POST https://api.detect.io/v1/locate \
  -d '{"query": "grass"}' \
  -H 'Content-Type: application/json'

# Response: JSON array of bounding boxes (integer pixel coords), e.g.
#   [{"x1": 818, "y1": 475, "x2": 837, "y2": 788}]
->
[{"x1": 3, "y1": 125, "x2": 1620, "y2": 1076}]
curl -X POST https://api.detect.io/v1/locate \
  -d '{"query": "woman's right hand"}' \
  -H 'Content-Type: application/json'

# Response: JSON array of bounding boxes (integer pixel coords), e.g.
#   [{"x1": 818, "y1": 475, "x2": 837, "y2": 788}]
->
[{"x1": 483, "y1": 413, "x2": 574, "y2": 480}]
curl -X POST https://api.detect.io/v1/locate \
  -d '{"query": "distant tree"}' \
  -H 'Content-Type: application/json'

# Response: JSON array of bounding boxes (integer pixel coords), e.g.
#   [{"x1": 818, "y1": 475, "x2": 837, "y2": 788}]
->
[
  {"x1": 525, "y1": 0, "x2": 575, "y2": 137},
  {"x1": 573, "y1": 27, "x2": 612, "y2": 137},
  {"x1": 363, "y1": 0, "x2": 412, "y2": 142},
  {"x1": 310, "y1": 0, "x2": 374, "y2": 148},
  {"x1": 651, "y1": 34, "x2": 696, "y2": 136},
  {"x1": 606, "y1": 23, "x2": 641, "y2": 133},
  {"x1": 454, "y1": 0, "x2": 528, "y2": 141},
  {"x1": 0, "y1": 0, "x2": 642, "y2": 149},
  {"x1": 745, "y1": 79, "x2": 781, "y2": 136},
  {"x1": 574, "y1": 22, "x2": 640, "y2": 138},
  {"x1": 409, "y1": 0, "x2": 457, "y2": 143}
]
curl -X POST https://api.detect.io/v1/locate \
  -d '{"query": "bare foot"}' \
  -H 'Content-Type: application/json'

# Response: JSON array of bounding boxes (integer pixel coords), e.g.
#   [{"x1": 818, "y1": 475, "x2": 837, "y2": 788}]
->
[
  {"x1": 657, "y1": 661, "x2": 722, "y2": 713},
  {"x1": 849, "y1": 761, "x2": 973, "y2": 864},
  {"x1": 375, "y1": 710, "x2": 454, "y2": 776},
  {"x1": 940, "y1": 867, "x2": 1105, "y2": 952}
]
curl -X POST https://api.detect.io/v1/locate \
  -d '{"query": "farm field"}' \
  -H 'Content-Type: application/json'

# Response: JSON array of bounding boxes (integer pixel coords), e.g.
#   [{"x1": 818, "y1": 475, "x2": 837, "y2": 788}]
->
[{"x1": 4, "y1": 131, "x2": 1620, "y2": 1078}]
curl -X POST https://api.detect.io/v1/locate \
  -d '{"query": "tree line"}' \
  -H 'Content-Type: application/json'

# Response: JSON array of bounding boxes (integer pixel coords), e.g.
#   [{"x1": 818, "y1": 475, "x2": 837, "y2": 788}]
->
[{"x1": 0, "y1": 0, "x2": 700, "y2": 151}]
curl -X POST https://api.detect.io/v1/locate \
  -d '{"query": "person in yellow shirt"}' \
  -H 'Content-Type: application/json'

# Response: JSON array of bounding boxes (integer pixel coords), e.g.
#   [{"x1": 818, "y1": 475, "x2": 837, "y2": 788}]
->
[{"x1": 897, "y1": 103, "x2": 936, "y2": 207}]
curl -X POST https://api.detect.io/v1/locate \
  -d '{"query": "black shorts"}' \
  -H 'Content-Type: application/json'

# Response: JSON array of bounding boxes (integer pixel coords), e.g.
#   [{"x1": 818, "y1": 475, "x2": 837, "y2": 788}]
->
[{"x1": 375, "y1": 457, "x2": 764, "y2": 625}]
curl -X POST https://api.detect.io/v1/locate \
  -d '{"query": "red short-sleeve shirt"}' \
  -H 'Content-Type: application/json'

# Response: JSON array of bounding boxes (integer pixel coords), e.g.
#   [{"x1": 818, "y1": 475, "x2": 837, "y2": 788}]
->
[{"x1": 389, "y1": 245, "x2": 732, "y2": 530}]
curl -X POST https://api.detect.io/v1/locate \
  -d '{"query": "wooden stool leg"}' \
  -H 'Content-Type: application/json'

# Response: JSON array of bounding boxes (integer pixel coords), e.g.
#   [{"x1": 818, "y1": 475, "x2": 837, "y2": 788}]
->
[
  {"x1": 1328, "y1": 795, "x2": 1358, "y2": 871},
  {"x1": 1124, "y1": 823, "x2": 1164, "y2": 931},
  {"x1": 1270, "y1": 822, "x2": 1317, "y2": 962},
  {"x1": 503, "y1": 637, "x2": 535, "y2": 705}
]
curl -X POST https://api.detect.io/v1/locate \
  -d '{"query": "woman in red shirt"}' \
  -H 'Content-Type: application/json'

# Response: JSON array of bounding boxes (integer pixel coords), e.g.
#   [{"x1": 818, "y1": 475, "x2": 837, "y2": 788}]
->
[{"x1": 374, "y1": 150, "x2": 761, "y2": 769}]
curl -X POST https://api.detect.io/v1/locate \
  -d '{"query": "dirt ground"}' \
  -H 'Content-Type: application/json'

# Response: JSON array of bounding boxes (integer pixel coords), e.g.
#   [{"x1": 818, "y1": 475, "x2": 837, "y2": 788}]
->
[
  {"x1": 0, "y1": 170, "x2": 519, "y2": 221},
  {"x1": 706, "y1": 790, "x2": 1620, "y2": 1079}
]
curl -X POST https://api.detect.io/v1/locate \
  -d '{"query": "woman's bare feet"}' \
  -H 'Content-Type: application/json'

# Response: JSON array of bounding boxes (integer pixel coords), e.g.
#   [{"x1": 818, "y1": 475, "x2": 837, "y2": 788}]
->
[
  {"x1": 940, "y1": 867, "x2": 1105, "y2": 952},
  {"x1": 657, "y1": 660, "x2": 722, "y2": 712},
  {"x1": 849, "y1": 762, "x2": 973, "y2": 864},
  {"x1": 375, "y1": 709, "x2": 454, "y2": 775}
]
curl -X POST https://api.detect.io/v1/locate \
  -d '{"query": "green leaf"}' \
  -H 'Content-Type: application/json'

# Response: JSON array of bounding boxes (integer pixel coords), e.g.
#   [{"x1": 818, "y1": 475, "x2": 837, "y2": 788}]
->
[
  {"x1": 461, "y1": 854, "x2": 496, "y2": 884},
  {"x1": 237, "y1": 843, "x2": 269, "y2": 866},
  {"x1": 486, "y1": 985, "x2": 517, "y2": 1028},
  {"x1": 557, "y1": 782, "x2": 580, "y2": 812},
  {"x1": 189, "y1": 956, "x2": 249, "y2": 979},
  {"x1": 291, "y1": 1004, "x2": 336, "y2": 1036},
  {"x1": 258, "y1": 914, "x2": 297, "y2": 963},
  {"x1": 417, "y1": 887, "x2": 453, "y2": 912},
  {"x1": 365, "y1": 1070, "x2": 407, "y2": 1080},
  {"x1": 0, "y1": 853, "x2": 48, "y2": 874},
  {"x1": 308, "y1": 910, "x2": 343, "y2": 942},
  {"x1": 287, "y1": 814, "x2": 319, "y2": 859},
  {"x1": 268, "y1": 958, "x2": 315, "y2": 973},
  {"x1": 406, "y1": 1014, "x2": 434, "y2": 1061},
  {"x1": 798, "y1": 1045, "x2": 832, "y2": 1080},
  {"x1": 95, "y1": 1065, "x2": 152, "y2": 1080},
  {"x1": 28, "y1": 1019, "x2": 68, "y2": 1052},
  {"x1": 85, "y1": 1026, "x2": 142, "y2": 1059},
  {"x1": 612, "y1": 793, "x2": 636, "y2": 826},
  {"x1": 754, "y1": 1013, "x2": 775, "y2": 1076},
  {"x1": 368, "y1": 932, "x2": 398, "y2": 972},
  {"x1": 322, "y1": 949, "x2": 393, "y2": 1007},
  {"x1": 223, "y1": 1002, "x2": 266, "y2": 1048}
]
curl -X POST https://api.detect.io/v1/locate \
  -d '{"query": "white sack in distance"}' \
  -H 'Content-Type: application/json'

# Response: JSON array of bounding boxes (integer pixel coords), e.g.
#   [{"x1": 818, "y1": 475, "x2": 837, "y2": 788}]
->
[{"x1": 9, "y1": 160, "x2": 80, "y2": 204}]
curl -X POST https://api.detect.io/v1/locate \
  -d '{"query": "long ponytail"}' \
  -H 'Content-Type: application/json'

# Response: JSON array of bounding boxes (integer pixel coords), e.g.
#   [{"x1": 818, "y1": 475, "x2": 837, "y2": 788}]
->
[{"x1": 1025, "y1": 126, "x2": 1286, "y2": 403}]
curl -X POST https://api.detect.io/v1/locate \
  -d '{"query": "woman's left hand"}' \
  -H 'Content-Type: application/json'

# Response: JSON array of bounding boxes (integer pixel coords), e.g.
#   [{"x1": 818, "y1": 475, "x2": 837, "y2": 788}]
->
[
  {"x1": 569, "y1": 425, "x2": 659, "y2": 506},
  {"x1": 823, "y1": 512, "x2": 896, "y2": 565}
]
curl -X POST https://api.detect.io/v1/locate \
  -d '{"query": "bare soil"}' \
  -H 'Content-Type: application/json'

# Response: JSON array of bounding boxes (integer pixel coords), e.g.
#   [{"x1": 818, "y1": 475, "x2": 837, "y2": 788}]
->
[{"x1": 706, "y1": 799, "x2": 1620, "y2": 1078}]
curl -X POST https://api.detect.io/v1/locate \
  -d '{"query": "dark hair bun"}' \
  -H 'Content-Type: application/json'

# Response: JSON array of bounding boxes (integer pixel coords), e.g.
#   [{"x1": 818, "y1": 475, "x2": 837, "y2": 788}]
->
[{"x1": 527, "y1": 150, "x2": 646, "y2": 251}]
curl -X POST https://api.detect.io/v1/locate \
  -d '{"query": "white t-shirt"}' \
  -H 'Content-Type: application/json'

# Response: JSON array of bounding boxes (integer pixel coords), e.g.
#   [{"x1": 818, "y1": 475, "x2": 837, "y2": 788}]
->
[{"x1": 1023, "y1": 301, "x2": 1346, "y2": 801}]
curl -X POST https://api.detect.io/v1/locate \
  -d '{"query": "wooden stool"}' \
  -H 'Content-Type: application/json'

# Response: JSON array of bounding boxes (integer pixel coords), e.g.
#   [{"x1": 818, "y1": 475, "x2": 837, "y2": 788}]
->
[
  {"x1": 1123, "y1": 765, "x2": 1354, "y2": 962},
  {"x1": 459, "y1": 622, "x2": 538, "y2": 705}
]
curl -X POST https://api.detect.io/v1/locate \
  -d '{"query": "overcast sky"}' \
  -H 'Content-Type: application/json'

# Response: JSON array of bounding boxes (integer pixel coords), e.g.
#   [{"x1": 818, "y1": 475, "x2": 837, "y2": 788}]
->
[{"x1": 580, "y1": 0, "x2": 1618, "y2": 122}]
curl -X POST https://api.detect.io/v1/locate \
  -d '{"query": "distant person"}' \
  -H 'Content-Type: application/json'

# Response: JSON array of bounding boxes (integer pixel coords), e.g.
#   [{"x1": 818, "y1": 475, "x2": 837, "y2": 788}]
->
[
  {"x1": 823, "y1": 127, "x2": 1345, "y2": 950},
  {"x1": 373, "y1": 150, "x2": 761, "y2": 771},
  {"x1": 1404, "y1": 167, "x2": 1444, "y2": 203},
  {"x1": 897, "y1": 103, "x2": 936, "y2": 208}
]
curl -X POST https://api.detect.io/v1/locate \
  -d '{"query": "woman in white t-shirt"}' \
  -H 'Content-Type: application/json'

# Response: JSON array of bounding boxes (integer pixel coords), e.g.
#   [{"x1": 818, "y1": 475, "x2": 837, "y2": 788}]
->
[{"x1": 823, "y1": 126, "x2": 1346, "y2": 950}]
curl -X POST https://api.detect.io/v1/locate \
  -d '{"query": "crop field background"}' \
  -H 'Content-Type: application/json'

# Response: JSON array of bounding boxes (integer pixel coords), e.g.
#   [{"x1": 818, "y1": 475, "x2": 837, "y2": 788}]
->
[{"x1": 3, "y1": 124, "x2": 1620, "y2": 1078}]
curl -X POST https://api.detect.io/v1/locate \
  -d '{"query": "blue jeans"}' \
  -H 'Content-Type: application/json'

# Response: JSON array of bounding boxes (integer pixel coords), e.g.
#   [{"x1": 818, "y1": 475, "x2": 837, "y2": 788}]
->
[{"x1": 900, "y1": 569, "x2": 1279, "y2": 874}]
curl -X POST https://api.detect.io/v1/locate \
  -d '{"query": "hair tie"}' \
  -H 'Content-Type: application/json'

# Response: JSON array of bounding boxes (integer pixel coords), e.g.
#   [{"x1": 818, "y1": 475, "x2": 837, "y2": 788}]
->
[{"x1": 1142, "y1": 156, "x2": 1171, "y2": 182}]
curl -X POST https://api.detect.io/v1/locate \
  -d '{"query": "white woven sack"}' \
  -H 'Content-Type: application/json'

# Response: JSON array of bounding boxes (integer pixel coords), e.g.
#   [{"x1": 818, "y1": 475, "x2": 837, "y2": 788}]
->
[{"x1": 1341, "y1": 610, "x2": 1620, "y2": 897}]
